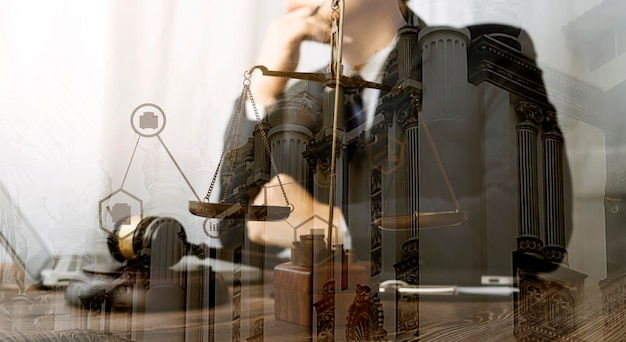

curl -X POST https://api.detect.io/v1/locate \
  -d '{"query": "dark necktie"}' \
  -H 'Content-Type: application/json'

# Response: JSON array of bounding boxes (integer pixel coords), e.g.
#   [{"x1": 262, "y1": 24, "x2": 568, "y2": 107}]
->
[{"x1": 344, "y1": 75, "x2": 365, "y2": 131}]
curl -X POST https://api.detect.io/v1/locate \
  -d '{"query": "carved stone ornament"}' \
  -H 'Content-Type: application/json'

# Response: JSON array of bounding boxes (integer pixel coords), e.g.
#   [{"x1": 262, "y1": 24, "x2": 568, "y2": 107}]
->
[
  {"x1": 246, "y1": 318, "x2": 264, "y2": 342},
  {"x1": 368, "y1": 116, "x2": 388, "y2": 139},
  {"x1": 514, "y1": 252, "x2": 586, "y2": 341},
  {"x1": 396, "y1": 105, "x2": 417, "y2": 130},
  {"x1": 352, "y1": 130, "x2": 370, "y2": 150},
  {"x1": 375, "y1": 88, "x2": 416, "y2": 131},
  {"x1": 515, "y1": 271, "x2": 576, "y2": 340},
  {"x1": 314, "y1": 280, "x2": 336, "y2": 342},
  {"x1": 543, "y1": 245, "x2": 568, "y2": 264},
  {"x1": 345, "y1": 284, "x2": 387, "y2": 341},
  {"x1": 515, "y1": 101, "x2": 544, "y2": 125},
  {"x1": 600, "y1": 269, "x2": 626, "y2": 339},
  {"x1": 396, "y1": 291, "x2": 419, "y2": 336},
  {"x1": 605, "y1": 164, "x2": 626, "y2": 215},
  {"x1": 395, "y1": 238, "x2": 420, "y2": 286},
  {"x1": 393, "y1": 238, "x2": 420, "y2": 337},
  {"x1": 395, "y1": 258, "x2": 419, "y2": 286},
  {"x1": 377, "y1": 93, "x2": 397, "y2": 129},
  {"x1": 401, "y1": 238, "x2": 419, "y2": 259},
  {"x1": 303, "y1": 133, "x2": 339, "y2": 173},
  {"x1": 543, "y1": 110, "x2": 561, "y2": 132},
  {"x1": 517, "y1": 235, "x2": 544, "y2": 255}
]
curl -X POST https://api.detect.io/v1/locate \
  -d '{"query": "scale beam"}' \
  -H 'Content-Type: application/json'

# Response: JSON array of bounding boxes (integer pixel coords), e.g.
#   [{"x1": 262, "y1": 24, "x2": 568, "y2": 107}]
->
[{"x1": 247, "y1": 65, "x2": 397, "y2": 92}]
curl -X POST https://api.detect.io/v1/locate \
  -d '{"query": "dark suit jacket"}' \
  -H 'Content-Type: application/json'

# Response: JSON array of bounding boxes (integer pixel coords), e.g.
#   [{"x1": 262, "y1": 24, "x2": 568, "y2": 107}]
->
[{"x1": 218, "y1": 21, "x2": 571, "y2": 284}]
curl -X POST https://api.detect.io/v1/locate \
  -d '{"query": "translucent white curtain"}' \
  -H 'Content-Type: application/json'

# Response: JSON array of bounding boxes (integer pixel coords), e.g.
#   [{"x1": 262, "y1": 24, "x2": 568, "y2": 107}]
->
[
  {"x1": 0, "y1": 0, "x2": 284, "y2": 255},
  {"x1": 0, "y1": 1, "x2": 110, "y2": 255},
  {"x1": 97, "y1": 0, "x2": 285, "y2": 245}
]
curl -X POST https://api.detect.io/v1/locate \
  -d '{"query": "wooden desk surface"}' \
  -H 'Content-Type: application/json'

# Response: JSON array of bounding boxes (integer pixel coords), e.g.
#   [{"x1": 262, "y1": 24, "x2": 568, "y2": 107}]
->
[{"x1": 0, "y1": 266, "x2": 618, "y2": 341}]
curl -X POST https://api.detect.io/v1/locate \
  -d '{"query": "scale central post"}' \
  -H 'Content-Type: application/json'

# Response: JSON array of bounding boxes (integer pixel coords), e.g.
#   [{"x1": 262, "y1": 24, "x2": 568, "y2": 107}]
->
[{"x1": 326, "y1": 0, "x2": 346, "y2": 255}]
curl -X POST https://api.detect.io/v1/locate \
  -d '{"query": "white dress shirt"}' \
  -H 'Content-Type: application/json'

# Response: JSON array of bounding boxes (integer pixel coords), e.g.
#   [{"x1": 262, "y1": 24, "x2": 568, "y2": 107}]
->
[{"x1": 343, "y1": 36, "x2": 397, "y2": 132}]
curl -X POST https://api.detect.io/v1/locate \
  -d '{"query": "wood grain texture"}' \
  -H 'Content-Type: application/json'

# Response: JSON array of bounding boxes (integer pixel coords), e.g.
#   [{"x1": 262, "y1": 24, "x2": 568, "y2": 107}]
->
[{"x1": 0, "y1": 274, "x2": 620, "y2": 341}]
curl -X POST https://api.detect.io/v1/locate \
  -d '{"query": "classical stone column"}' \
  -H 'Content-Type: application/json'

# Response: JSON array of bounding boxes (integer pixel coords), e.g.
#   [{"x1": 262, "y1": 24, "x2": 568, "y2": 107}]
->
[
  {"x1": 542, "y1": 111, "x2": 568, "y2": 264},
  {"x1": 419, "y1": 26, "x2": 471, "y2": 125},
  {"x1": 515, "y1": 101, "x2": 544, "y2": 255},
  {"x1": 267, "y1": 124, "x2": 312, "y2": 182},
  {"x1": 398, "y1": 23, "x2": 421, "y2": 239},
  {"x1": 397, "y1": 24, "x2": 421, "y2": 90}
]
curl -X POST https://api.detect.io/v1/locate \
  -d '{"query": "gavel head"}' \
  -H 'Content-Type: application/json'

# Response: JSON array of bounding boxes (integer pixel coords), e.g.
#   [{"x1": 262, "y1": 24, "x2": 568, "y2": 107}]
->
[{"x1": 108, "y1": 216, "x2": 188, "y2": 268}]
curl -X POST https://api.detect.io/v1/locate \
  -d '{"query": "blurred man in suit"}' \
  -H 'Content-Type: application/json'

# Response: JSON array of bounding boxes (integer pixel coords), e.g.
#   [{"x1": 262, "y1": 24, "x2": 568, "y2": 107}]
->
[{"x1": 219, "y1": 0, "x2": 569, "y2": 287}]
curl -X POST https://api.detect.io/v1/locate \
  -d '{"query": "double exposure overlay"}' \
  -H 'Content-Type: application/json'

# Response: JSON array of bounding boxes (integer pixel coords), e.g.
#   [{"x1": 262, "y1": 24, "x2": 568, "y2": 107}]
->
[{"x1": 0, "y1": 0, "x2": 624, "y2": 341}]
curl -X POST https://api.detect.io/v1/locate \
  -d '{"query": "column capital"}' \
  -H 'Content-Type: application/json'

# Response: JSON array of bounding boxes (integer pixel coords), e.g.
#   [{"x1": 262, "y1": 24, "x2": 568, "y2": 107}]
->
[{"x1": 515, "y1": 100, "x2": 544, "y2": 125}]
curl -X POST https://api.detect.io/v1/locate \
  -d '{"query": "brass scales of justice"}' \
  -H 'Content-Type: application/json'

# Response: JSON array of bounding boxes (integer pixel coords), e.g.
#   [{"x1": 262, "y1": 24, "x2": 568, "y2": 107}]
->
[{"x1": 188, "y1": 0, "x2": 467, "y2": 250}]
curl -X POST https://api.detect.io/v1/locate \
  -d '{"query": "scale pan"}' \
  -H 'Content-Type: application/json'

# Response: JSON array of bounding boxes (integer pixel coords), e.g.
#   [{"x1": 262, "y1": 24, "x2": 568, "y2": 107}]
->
[
  {"x1": 375, "y1": 210, "x2": 467, "y2": 231},
  {"x1": 189, "y1": 201, "x2": 291, "y2": 221}
]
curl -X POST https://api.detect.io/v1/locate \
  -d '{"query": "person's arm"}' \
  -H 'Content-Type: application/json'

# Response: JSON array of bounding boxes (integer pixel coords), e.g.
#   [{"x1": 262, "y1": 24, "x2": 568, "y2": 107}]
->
[
  {"x1": 249, "y1": 4, "x2": 329, "y2": 107},
  {"x1": 247, "y1": 173, "x2": 347, "y2": 249},
  {"x1": 218, "y1": 4, "x2": 330, "y2": 252}
]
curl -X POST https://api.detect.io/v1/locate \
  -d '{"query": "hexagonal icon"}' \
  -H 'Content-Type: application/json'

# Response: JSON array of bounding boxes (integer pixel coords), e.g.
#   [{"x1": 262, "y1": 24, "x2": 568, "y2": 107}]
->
[
  {"x1": 368, "y1": 132, "x2": 405, "y2": 175},
  {"x1": 98, "y1": 188, "x2": 143, "y2": 235},
  {"x1": 249, "y1": 177, "x2": 344, "y2": 245}
]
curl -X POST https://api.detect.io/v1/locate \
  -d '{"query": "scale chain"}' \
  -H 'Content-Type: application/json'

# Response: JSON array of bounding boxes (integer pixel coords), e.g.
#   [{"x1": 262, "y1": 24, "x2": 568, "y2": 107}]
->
[
  {"x1": 414, "y1": 95, "x2": 460, "y2": 212},
  {"x1": 204, "y1": 83, "x2": 247, "y2": 202},
  {"x1": 245, "y1": 78, "x2": 291, "y2": 208}
]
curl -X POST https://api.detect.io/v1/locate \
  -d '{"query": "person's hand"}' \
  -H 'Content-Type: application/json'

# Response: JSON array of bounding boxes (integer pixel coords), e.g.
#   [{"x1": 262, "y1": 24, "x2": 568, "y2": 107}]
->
[
  {"x1": 247, "y1": 173, "x2": 345, "y2": 249},
  {"x1": 250, "y1": 5, "x2": 330, "y2": 107}
]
